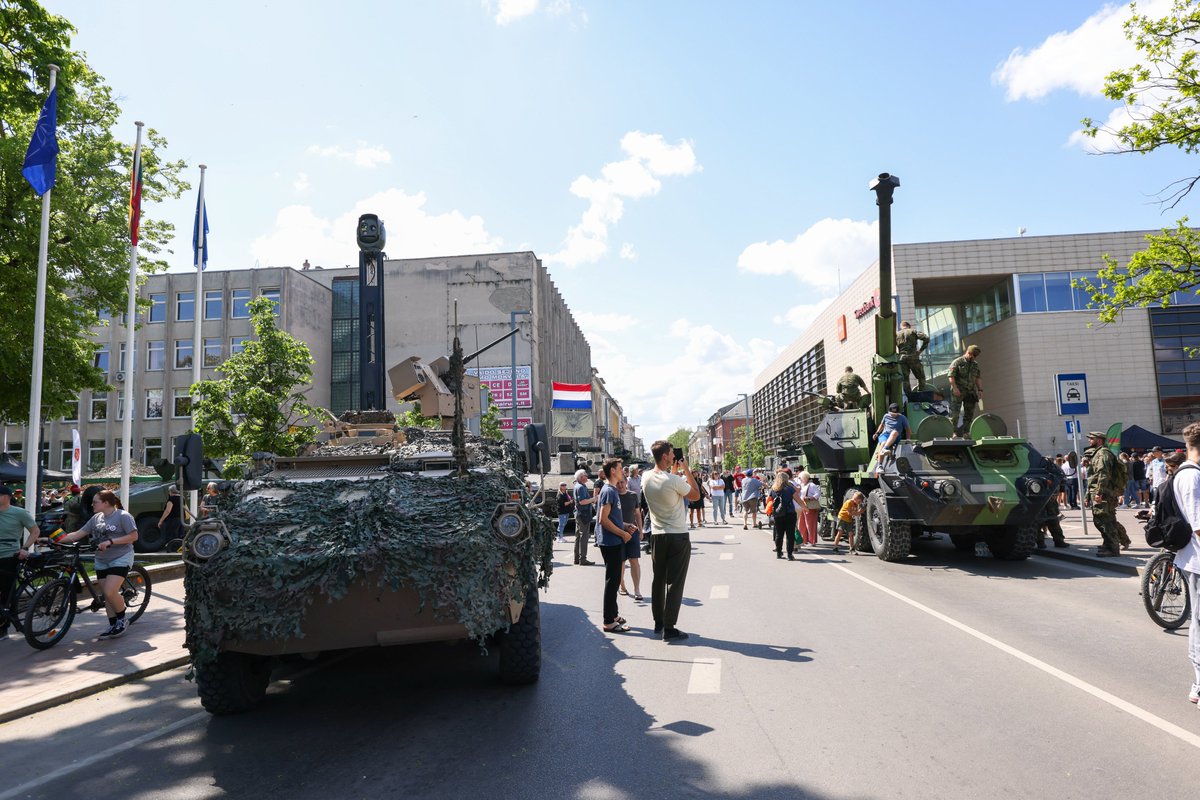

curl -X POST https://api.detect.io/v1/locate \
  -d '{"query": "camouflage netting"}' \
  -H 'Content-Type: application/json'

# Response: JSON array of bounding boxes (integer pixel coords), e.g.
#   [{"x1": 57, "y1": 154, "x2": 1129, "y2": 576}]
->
[{"x1": 184, "y1": 429, "x2": 554, "y2": 669}]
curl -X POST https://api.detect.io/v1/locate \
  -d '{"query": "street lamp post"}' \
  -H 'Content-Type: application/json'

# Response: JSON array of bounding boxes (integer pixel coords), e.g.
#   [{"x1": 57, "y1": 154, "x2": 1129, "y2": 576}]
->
[
  {"x1": 509, "y1": 310, "x2": 530, "y2": 442},
  {"x1": 738, "y1": 392, "x2": 753, "y2": 467}
]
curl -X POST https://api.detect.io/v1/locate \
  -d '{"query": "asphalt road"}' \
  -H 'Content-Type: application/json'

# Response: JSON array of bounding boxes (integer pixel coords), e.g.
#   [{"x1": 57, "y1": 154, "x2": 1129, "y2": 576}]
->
[{"x1": 1, "y1": 525, "x2": 1198, "y2": 800}]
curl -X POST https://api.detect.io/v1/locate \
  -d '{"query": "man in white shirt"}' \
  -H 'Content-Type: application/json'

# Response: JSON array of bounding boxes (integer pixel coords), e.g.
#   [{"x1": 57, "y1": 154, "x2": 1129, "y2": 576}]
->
[
  {"x1": 1172, "y1": 423, "x2": 1200, "y2": 707},
  {"x1": 642, "y1": 440, "x2": 700, "y2": 642},
  {"x1": 1148, "y1": 446, "x2": 1168, "y2": 503}
]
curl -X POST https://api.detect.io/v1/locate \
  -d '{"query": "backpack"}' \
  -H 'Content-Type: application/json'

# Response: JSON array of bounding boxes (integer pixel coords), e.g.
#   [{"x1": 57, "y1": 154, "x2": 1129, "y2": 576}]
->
[{"x1": 1144, "y1": 463, "x2": 1199, "y2": 551}]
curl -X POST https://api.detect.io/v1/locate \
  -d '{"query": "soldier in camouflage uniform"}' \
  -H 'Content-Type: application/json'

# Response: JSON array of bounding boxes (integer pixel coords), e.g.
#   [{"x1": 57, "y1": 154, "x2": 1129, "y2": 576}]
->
[
  {"x1": 1036, "y1": 457, "x2": 1069, "y2": 549},
  {"x1": 896, "y1": 321, "x2": 930, "y2": 392},
  {"x1": 835, "y1": 366, "x2": 868, "y2": 410},
  {"x1": 947, "y1": 344, "x2": 983, "y2": 437},
  {"x1": 1084, "y1": 431, "x2": 1122, "y2": 557}
]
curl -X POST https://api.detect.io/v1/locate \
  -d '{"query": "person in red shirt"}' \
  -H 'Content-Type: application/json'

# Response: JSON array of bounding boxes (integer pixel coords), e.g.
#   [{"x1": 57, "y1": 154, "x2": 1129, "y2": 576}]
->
[{"x1": 733, "y1": 466, "x2": 746, "y2": 512}]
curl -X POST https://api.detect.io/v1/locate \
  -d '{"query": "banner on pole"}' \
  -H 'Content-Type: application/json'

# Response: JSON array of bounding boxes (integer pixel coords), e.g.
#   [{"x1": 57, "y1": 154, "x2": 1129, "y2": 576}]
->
[
  {"x1": 71, "y1": 428, "x2": 81, "y2": 486},
  {"x1": 553, "y1": 410, "x2": 595, "y2": 438}
]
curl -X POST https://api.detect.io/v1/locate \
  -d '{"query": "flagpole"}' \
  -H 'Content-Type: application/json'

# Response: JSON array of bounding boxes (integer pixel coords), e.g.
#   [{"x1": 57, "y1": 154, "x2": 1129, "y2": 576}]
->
[
  {"x1": 120, "y1": 121, "x2": 144, "y2": 509},
  {"x1": 191, "y1": 164, "x2": 206, "y2": 521},
  {"x1": 23, "y1": 65, "x2": 59, "y2": 515}
]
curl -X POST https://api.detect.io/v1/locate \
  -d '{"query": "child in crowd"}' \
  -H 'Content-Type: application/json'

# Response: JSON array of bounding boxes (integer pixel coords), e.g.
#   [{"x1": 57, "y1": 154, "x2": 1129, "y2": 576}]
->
[{"x1": 834, "y1": 491, "x2": 865, "y2": 555}]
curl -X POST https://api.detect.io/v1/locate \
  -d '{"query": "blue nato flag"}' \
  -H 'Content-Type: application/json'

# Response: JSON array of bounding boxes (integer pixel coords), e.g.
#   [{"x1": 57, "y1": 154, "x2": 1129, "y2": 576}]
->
[
  {"x1": 193, "y1": 193, "x2": 209, "y2": 269},
  {"x1": 21, "y1": 87, "x2": 58, "y2": 196}
]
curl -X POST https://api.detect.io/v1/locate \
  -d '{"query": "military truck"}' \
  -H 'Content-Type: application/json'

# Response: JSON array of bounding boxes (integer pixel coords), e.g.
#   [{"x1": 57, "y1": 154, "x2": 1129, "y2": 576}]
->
[{"x1": 798, "y1": 174, "x2": 1059, "y2": 561}]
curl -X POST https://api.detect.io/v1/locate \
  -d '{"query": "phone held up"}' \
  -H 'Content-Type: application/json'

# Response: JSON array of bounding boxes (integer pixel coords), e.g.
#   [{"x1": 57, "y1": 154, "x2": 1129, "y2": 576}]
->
[{"x1": 673, "y1": 447, "x2": 685, "y2": 462}]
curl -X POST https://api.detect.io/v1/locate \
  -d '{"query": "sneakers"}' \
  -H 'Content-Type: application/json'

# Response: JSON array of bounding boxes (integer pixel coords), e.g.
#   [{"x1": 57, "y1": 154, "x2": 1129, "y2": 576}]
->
[
  {"x1": 663, "y1": 628, "x2": 689, "y2": 642},
  {"x1": 98, "y1": 620, "x2": 127, "y2": 640},
  {"x1": 1190, "y1": 684, "x2": 1200, "y2": 704}
]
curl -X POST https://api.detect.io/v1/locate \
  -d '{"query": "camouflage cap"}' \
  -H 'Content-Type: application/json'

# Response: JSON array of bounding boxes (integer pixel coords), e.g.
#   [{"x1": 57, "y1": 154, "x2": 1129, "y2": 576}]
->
[
  {"x1": 966, "y1": 344, "x2": 981, "y2": 355},
  {"x1": 1086, "y1": 431, "x2": 1107, "y2": 439}
]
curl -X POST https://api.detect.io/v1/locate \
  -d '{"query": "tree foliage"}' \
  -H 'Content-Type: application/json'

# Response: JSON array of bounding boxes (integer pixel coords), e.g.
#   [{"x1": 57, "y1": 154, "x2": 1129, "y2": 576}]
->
[
  {"x1": 190, "y1": 298, "x2": 328, "y2": 478},
  {"x1": 479, "y1": 387, "x2": 503, "y2": 440},
  {"x1": 1077, "y1": 0, "x2": 1200, "y2": 321},
  {"x1": 0, "y1": 0, "x2": 188, "y2": 422},
  {"x1": 730, "y1": 425, "x2": 767, "y2": 469},
  {"x1": 666, "y1": 427, "x2": 691, "y2": 450}
]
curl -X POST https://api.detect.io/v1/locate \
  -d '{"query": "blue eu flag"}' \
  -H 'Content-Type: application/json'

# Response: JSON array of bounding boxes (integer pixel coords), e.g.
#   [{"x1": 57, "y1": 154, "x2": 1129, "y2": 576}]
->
[{"x1": 22, "y1": 88, "x2": 58, "y2": 196}]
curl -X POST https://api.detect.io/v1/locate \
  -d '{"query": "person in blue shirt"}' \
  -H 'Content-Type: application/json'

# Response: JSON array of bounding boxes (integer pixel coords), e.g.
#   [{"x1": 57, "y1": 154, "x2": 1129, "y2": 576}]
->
[
  {"x1": 875, "y1": 403, "x2": 910, "y2": 456},
  {"x1": 595, "y1": 458, "x2": 637, "y2": 633}
]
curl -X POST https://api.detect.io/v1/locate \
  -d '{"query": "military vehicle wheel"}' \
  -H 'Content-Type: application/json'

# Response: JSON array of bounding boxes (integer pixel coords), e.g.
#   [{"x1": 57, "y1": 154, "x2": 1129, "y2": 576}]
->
[
  {"x1": 818, "y1": 515, "x2": 834, "y2": 541},
  {"x1": 498, "y1": 586, "x2": 541, "y2": 685},
  {"x1": 949, "y1": 534, "x2": 975, "y2": 553},
  {"x1": 986, "y1": 525, "x2": 1037, "y2": 561},
  {"x1": 852, "y1": 513, "x2": 872, "y2": 553},
  {"x1": 134, "y1": 514, "x2": 167, "y2": 553},
  {"x1": 196, "y1": 652, "x2": 274, "y2": 715},
  {"x1": 865, "y1": 489, "x2": 910, "y2": 562}
]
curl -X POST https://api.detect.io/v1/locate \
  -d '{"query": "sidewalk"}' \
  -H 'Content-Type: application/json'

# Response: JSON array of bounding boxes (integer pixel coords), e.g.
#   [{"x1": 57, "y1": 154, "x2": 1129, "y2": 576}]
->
[
  {"x1": 0, "y1": 564, "x2": 188, "y2": 724},
  {"x1": 1033, "y1": 504, "x2": 1156, "y2": 576}
]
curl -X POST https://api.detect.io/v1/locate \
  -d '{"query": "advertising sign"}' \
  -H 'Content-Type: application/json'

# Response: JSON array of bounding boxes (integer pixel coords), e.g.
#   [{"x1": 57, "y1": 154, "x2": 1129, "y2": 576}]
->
[{"x1": 467, "y1": 365, "x2": 532, "y2": 410}]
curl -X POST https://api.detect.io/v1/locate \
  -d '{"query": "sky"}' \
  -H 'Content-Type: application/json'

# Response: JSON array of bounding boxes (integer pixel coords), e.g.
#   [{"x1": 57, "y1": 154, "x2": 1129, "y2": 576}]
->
[{"x1": 39, "y1": 0, "x2": 1198, "y2": 443}]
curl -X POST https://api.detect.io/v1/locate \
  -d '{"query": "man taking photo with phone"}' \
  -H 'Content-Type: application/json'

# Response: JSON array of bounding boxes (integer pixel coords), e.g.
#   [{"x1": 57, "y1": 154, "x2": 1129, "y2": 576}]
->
[{"x1": 642, "y1": 440, "x2": 700, "y2": 642}]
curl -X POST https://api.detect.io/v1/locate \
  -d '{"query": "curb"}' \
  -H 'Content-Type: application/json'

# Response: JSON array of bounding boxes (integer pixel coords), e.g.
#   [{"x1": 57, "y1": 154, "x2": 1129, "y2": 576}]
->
[
  {"x1": 0, "y1": 655, "x2": 190, "y2": 725},
  {"x1": 144, "y1": 561, "x2": 185, "y2": 582},
  {"x1": 1033, "y1": 547, "x2": 1142, "y2": 576}
]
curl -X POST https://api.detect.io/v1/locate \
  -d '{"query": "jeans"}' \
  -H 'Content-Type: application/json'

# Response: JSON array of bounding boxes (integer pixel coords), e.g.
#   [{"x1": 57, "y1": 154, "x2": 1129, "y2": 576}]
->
[
  {"x1": 600, "y1": 544, "x2": 625, "y2": 624},
  {"x1": 1064, "y1": 478, "x2": 1078, "y2": 508},
  {"x1": 711, "y1": 495, "x2": 726, "y2": 524},
  {"x1": 557, "y1": 513, "x2": 569, "y2": 538},
  {"x1": 574, "y1": 517, "x2": 592, "y2": 563},
  {"x1": 651, "y1": 533, "x2": 691, "y2": 631},
  {"x1": 773, "y1": 513, "x2": 797, "y2": 556},
  {"x1": 1123, "y1": 479, "x2": 1140, "y2": 507},
  {"x1": 1187, "y1": 569, "x2": 1200, "y2": 686},
  {"x1": 726, "y1": 494, "x2": 735, "y2": 517}
]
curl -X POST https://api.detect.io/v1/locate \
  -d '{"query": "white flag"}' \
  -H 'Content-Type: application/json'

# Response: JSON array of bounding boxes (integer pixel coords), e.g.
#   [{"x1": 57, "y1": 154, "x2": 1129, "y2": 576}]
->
[{"x1": 71, "y1": 428, "x2": 81, "y2": 486}]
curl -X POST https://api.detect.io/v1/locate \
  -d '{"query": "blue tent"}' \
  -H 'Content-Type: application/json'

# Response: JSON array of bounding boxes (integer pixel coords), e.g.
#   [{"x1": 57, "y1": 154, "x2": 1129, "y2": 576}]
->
[{"x1": 1121, "y1": 425, "x2": 1184, "y2": 452}]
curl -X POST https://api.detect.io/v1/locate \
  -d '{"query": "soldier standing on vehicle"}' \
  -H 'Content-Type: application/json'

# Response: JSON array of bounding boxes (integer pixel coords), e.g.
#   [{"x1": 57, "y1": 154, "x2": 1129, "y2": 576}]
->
[
  {"x1": 948, "y1": 344, "x2": 983, "y2": 437},
  {"x1": 896, "y1": 321, "x2": 930, "y2": 392},
  {"x1": 835, "y1": 366, "x2": 868, "y2": 410},
  {"x1": 1084, "y1": 431, "x2": 1123, "y2": 557}
]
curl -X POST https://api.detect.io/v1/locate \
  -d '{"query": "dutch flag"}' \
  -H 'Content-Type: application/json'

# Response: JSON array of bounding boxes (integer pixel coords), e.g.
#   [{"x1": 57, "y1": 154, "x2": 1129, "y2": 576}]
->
[{"x1": 552, "y1": 382, "x2": 592, "y2": 409}]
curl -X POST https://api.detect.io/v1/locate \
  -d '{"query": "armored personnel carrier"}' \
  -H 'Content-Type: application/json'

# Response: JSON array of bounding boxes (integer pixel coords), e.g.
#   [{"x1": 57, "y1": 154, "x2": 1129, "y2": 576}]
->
[
  {"x1": 183, "y1": 421, "x2": 553, "y2": 715},
  {"x1": 798, "y1": 174, "x2": 1059, "y2": 561}
]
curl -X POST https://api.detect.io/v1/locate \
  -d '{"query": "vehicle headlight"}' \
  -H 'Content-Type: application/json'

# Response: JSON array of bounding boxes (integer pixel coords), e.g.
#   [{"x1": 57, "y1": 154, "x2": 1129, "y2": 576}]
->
[
  {"x1": 1028, "y1": 480, "x2": 1043, "y2": 495},
  {"x1": 496, "y1": 512, "x2": 524, "y2": 539},
  {"x1": 490, "y1": 502, "x2": 531, "y2": 545},
  {"x1": 191, "y1": 531, "x2": 225, "y2": 559},
  {"x1": 184, "y1": 521, "x2": 231, "y2": 566},
  {"x1": 938, "y1": 480, "x2": 960, "y2": 498}
]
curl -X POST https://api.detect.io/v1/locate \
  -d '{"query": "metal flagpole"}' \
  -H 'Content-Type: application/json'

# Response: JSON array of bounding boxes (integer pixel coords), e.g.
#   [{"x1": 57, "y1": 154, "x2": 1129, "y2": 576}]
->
[
  {"x1": 191, "y1": 164, "x2": 206, "y2": 521},
  {"x1": 120, "y1": 121, "x2": 144, "y2": 509},
  {"x1": 23, "y1": 65, "x2": 59, "y2": 515}
]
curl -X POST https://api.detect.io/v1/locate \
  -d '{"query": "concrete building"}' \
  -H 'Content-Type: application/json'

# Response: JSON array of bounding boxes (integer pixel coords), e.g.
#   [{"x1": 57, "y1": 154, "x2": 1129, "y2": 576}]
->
[
  {"x1": 5, "y1": 250, "x2": 620, "y2": 470},
  {"x1": 753, "y1": 230, "x2": 1183, "y2": 456}
]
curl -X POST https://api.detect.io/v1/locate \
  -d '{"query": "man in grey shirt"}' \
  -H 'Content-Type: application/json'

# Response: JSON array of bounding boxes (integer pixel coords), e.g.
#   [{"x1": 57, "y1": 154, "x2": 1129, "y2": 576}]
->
[{"x1": 741, "y1": 469, "x2": 765, "y2": 530}]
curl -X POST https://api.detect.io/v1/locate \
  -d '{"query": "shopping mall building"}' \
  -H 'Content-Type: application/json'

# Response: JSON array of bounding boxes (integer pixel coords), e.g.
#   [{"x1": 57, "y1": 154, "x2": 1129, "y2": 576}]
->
[{"x1": 752, "y1": 230, "x2": 1196, "y2": 456}]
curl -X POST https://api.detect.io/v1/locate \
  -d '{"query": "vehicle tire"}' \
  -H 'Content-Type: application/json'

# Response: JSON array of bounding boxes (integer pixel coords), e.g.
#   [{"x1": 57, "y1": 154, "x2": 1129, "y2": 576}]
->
[
  {"x1": 134, "y1": 515, "x2": 168, "y2": 553},
  {"x1": 949, "y1": 534, "x2": 976, "y2": 553},
  {"x1": 1142, "y1": 552, "x2": 1191, "y2": 630},
  {"x1": 121, "y1": 565, "x2": 153, "y2": 624},
  {"x1": 498, "y1": 586, "x2": 541, "y2": 685},
  {"x1": 865, "y1": 489, "x2": 910, "y2": 561},
  {"x1": 23, "y1": 578, "x2": 76, "y2": 650},
  {"x1": 818, "y1": 514, "x2": 834, "y2": 541},
  {"x1": 986, "y1": 524, "x2": 1037, "y2": 561},
  {"x1": 852, "y1": 513, "x2": 872, "y2": 553},
  {"x1": 196, "y1": 651, "x2": 274, "y2": 715}
]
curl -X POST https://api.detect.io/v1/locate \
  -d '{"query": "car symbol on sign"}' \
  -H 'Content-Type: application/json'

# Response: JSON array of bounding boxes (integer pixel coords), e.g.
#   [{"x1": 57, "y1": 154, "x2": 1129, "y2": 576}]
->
[{"x1": 1066, "y1": 388, "x2": 1081, "y2": 401}]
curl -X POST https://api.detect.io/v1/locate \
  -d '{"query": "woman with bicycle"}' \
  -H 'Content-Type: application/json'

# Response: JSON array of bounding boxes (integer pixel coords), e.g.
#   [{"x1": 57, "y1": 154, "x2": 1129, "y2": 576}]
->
[
  {"x1": 0, "y1": 484, "x2": 41, "y2": 640},
  {"x1": 55, "y1": 489, "x2": 138, "y2": 640}
]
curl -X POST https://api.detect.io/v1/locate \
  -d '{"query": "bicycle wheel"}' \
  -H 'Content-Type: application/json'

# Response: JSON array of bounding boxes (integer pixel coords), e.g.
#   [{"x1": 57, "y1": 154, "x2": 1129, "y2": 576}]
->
[
  {"x1": 8, "y1": 568, "x2": 59, "y2": 634},
  {"x1": 121, "y1": 565, "x2": 152, "y2": 624},
  {"x1": 1142, "y1": 553, "x2": 1191, "y2": 630},
  {"x1": 23, "y1": 578, "x2": 76, "y2": 650}
]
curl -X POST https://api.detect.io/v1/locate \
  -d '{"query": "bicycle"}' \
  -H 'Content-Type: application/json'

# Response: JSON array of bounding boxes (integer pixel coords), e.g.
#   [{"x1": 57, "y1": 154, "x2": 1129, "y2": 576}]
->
[
  {"x1": 1141, "y1": 549, "x2": 1191, "y2": 630},
  {"x1": 23, "y1": 543, "x2": 152, "y2": 650},
  {"x1": 0, "y1": 551, "x2": 61, "y2": 640}
]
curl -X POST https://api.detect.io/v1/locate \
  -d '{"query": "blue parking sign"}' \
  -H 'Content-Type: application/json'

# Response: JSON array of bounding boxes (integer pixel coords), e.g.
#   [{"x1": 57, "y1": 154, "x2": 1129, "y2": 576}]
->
[{"x1": 1055, "y1": 373, "x2": 1089, "y2": 416}]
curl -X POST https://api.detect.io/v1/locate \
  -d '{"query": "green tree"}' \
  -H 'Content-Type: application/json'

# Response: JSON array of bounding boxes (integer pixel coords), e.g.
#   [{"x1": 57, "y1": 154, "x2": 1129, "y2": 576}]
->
[
  {"x1": 190, "y1": 298, "x2": 328, "y2": 478},
  {"x1": 479, "y1": 387, "x2": 503, "y2": 440},
  {"x1": 396, "y1": 402, "x2": 441, "y2": 430},
  {"x1": 0, "y1": 0, "x2": 188, "y2": 422},
  {"x1": 1077, "y1": 0, "x2": 1200, "y2": 321},
  {"x1": 730, "y1": 425, "x2": 767, "y2": 469},
  {"x1": 666, "y1": 427, "x2": 692, "y2": 451}
]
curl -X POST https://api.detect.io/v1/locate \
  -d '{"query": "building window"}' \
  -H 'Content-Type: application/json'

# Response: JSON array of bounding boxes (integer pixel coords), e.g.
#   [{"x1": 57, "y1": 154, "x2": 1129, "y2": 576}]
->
[
  {"x1": 90, "y1": 395, "x2": 108, "y2": 421},
  {"x1": 1151, "y1": 307, "x2": 1200, "y2": 433},
  {"x1": 231, "y1": 289, "x2": 251, "y2": 319},
  {"x1": 94, "y1": 347, "x2": 110, "y2": 373},
  {"x1": 176, "y1": 291, "x2": 195, "y2": 322},
  {"x1": 261, "y1": 287, "x2": 280, "y2": 315},
  {"x1": 144, "y1": 437, "x2": 162, "y2": 466},
  {"x1": 114, "y1": 438, "x2": 123, "y2": 464},
  {"x1": 59, "y1": 440, "x2": 72, "y2": 471},
  {"x1": 116, "y1": 391, "x2": 125, "y2": 421},
  {"x1": 173, "y1": 391, "x2": 192, "y2": 418},
  {"x1": 754, "y1": 340, "x2": 826, "y2": 453},
  {"x1": 147, "y1": 340, "x2": 165, "y2": 371},
  {"x1": 1016, "y1": 270, "x2": 1109, "y2": 314},
  {"x1": 5, "y1": 442, "x2": 21, "y2": 460},
  {"x1": 145, "y1": 388, "x2": 164, "y2": 419},
  {"x1": 148, "y1": 293, "x2": 166, "y2": 323},
  {"x1": 62, "y1": 401, "x2": 78, "y2": 423},
  {"x1": 204, "y1": 290, "x2": 223, "y2": 320},
  {"x1": 204, "y1": 337, "x2": 222, "y2": 366},
  {"x1": 330, "y1": 277, "x2": 360, "y2": 415},
  {"x1": 87, "y1": 439, "x2": 106, "y2": 471},
  {"x1": 97, "y1": 308, "x2": 112, "y2": 323},
  {"x1": 118, "y1": 343, "x2": 126, "y2": 372},
  {"x1": 231, "y1": 336, "x2": 250, "y2": 355},
  {"x1": 175, "y1": 339, "x2": 193, "y2": 369}
]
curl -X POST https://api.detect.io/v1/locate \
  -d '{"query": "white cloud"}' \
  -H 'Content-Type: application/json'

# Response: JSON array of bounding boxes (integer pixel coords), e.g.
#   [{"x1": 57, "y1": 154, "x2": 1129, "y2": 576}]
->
[
  {"x1": 544, "y1": 131, "x2": 700, "y2": 267},
  {"x1": 737, "y1": 217, "x2": 877, "y2": 293},
  {"x1": 293, "y1": 172, "x2": 309, "y2": 191},
  {"x1": 250, "y1": 188, "x2": 503, "y2": 268},
  {"x1": 493, "y1": 0, "x2": 539, "y2": 25},
  {"x1": 306, "y1": 142, "x2": 393, "y2": 168},
  {"x1": 772, "y1": 297, "x2": 835, "y2": 329},
  {"x1": 576, "y1": 313, "x2": 781, "y2": 444},
  {"x1": 618, "y1": 243, "x2": 636, "y2": 260}
]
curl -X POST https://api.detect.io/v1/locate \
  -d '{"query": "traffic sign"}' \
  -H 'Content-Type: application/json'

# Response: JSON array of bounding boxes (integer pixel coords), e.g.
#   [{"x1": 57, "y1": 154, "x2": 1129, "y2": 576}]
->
[
  {"x1": 1055, "y1": 373, "x2": 1089, "y2": 416},
  {"x1": 1064, "y1": 419, "x2": 1079, "y2": 435}
]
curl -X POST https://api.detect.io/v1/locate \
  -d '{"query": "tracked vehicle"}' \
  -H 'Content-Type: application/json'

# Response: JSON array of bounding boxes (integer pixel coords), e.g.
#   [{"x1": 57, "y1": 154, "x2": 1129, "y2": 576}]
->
[{"x1": 800, "y1": 174, "x2": 1059, "y2": 561}]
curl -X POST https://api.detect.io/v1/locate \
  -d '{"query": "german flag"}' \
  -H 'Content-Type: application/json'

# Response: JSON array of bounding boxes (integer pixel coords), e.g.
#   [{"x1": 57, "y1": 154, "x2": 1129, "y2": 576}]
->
[{"x1": 129, "y1": 146, "x2": 143, "y2": 245}]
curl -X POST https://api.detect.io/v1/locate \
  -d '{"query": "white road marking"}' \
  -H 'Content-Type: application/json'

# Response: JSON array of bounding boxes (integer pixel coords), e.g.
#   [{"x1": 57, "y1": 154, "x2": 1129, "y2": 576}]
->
[
  {"x1": 687, "y1": 658, "x2": 722, "y2": 694},
  {"x1": 719, "y1": 552, "x2": 734, "y2": 560},
  {"x1": 710, "y1": 585, "x2": 730, "y2": 599},
  {"x1": 724, "y1": 534, "x2": 736, "y2": 540},
  {"x1": 828, "y1": 560, "x2": 1200, "y2": 751}
]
